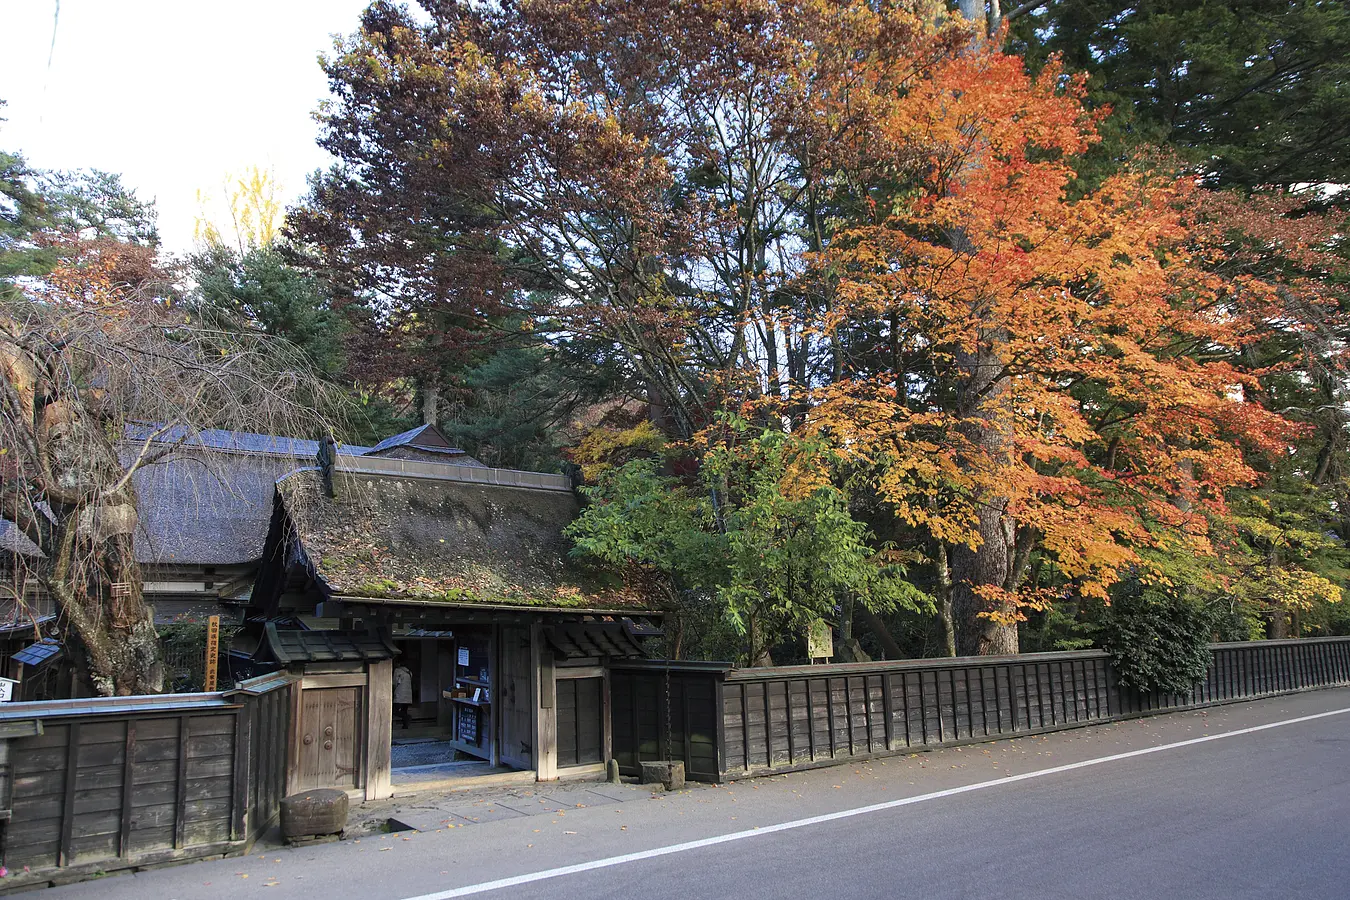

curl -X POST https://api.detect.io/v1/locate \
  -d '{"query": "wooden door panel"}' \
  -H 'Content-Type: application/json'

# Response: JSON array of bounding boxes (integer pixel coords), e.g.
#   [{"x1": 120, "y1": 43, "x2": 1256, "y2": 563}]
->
[
  {"x1": 298, "y1": 686, "x2": 360, "y2": 790},
  {"x1": 497, "y1": 627, "x2": 534, "y2": 770}
]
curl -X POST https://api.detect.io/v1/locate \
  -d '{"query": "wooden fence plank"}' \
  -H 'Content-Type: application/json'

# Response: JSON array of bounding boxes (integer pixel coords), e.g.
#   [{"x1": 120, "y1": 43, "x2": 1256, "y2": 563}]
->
[
  {"x1": 119, "y1": 721, "x2": 136, "y2": 857},
  {"x1": 58, "y1": 722, "x2": 80, "y2": 867},
  {"x1": 174, "y1": 716, "x2": 190, "y2": 849}
]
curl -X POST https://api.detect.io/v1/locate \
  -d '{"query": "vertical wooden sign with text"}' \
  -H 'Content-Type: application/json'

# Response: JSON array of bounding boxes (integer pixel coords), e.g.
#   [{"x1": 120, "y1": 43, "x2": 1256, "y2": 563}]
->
[{"x1": 204, "y1": 615, "x2": 220, "y2": 692}]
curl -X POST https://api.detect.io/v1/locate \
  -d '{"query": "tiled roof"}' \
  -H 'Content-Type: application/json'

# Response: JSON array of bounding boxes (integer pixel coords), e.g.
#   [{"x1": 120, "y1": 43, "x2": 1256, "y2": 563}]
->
[
  {"x1": 368, "y1": 423, "x2": 464, "y2": 455},
  {"x1": 257, "y1": 623, "x2": 398, "y2": 664},
  {"x1": 12, "y1": 638, "x2": 62, "y2": 667},
  {"x1": 543, "y1": 621, "x2": 652, "y2": 658},
  {"x1": 124, "y1": 424, "x2": 371, "y2": 457}
]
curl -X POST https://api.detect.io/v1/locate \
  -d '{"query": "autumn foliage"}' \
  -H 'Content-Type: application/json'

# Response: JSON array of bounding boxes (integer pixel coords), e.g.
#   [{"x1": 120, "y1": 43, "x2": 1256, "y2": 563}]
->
[{"x1": 294, "y1": 0, "x2": 1349, "y2": 660}]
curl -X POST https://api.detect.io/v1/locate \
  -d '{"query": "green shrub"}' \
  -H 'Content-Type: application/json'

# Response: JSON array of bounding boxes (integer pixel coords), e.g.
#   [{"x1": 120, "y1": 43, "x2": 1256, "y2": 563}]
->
[{"x1": 1098, "y1": 584, "x2": 1214, "y2": 695}]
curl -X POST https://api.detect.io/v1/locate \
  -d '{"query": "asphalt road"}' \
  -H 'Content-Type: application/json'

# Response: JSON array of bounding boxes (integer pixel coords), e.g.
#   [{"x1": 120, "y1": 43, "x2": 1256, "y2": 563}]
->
[{"x1": 45, "y1": 686, "x2": 1350, "y2": 900}]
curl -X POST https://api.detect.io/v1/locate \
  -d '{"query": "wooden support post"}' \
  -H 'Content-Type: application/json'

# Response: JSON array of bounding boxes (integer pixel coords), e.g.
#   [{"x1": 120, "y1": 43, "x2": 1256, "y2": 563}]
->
[
  {"x1": 532, "y1": 624, "x2": 557, "y2": 782},
  {"x1": 285, "y1": 678, "x2": 304, "y2": 796},
  {"x1": 230, "y1": 709, "x2": 250, "y2": 841},
  {"x1": 881, "y1": 673, "x2": 894, "y2": 752},
  {"x1": 488, "y1": 626, "x2": 500, "y2": 769},
  {"x1": 601, "y1": 667, "x2": 613, "y2": 766},
  {"x1": 365, "y1": 659, "x2": 393, "y2": 800}
]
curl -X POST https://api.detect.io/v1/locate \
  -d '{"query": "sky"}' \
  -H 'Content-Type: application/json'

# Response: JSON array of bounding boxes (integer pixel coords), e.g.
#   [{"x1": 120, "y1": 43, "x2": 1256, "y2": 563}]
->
[{"x1": 0, "y1": 0, "x2": 373, "y2": 253}]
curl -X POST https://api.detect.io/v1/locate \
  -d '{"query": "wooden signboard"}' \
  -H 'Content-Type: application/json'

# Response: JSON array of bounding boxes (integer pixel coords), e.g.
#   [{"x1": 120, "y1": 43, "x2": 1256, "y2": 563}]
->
[
  {"x1": 807, "y1": 618, "x2": 833, "y2": 662},
  {"x1": 204, "y1": 615, "x2": 220, "y2": 692}
]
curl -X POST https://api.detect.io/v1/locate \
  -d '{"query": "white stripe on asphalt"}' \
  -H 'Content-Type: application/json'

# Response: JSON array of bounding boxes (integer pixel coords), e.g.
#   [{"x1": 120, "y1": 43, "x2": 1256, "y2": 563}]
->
[{"x1": 403, "y1": 704, "x2": 1350, "y2": 900}]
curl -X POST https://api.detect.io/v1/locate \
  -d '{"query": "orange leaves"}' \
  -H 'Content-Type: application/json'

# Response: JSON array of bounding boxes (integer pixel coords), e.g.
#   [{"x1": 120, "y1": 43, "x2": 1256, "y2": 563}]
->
[{"x1": 806, "y1": 31, "x2": 1316, "y2": 611}]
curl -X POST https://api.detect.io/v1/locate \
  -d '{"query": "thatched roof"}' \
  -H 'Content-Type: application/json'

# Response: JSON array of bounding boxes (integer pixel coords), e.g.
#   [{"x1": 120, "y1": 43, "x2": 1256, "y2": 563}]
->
[
  {"x1": 130, "y1": 448, "x2": 309, "y2": 565},
  {"x1": 273, "y1": 469, "x2": 650, "y2": 611}
]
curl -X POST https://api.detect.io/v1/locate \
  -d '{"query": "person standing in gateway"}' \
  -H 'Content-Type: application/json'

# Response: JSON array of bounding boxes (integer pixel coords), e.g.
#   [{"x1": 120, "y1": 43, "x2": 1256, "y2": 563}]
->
[{"x1": 393, "y1": 661, "x2": 413, "y2": 730}]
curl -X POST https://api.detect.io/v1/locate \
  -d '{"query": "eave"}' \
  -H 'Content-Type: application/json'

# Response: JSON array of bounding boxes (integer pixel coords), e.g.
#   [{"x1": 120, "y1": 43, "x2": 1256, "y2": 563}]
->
[{"x1": 325, "y1": 593, "x2": 662, "y2": 618}]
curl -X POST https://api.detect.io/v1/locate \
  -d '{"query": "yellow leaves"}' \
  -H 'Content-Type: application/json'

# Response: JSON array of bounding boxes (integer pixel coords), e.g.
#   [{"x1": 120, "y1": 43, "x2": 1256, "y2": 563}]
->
[
  {"x1": 570, "y1": 420, "x2": 667, "y2": 482},
  {"x1": 193, "y1": 165, "x2": 285, "y2": 252},
  {"x1": 1267, "y1": 568, "x2": 1343, "y2": 613}
]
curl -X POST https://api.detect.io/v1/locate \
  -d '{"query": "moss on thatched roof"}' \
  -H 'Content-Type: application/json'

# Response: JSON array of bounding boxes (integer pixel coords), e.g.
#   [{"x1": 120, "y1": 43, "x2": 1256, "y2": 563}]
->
[{"x1": 276, "y1": 469, "x2": 650, "y2": 611}]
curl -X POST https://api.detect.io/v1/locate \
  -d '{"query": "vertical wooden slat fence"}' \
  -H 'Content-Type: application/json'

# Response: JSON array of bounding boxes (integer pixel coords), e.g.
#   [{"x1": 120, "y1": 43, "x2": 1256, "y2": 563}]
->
[
  {"x1": 611, "y1": 637, "x2": 1350, "y2": 783},
  {"x1": 720, "y1": 637, "x2": 1350, "y2": 778},
  {"x1": 0, "y1": 673, "x2": 294, "y2": 893}
]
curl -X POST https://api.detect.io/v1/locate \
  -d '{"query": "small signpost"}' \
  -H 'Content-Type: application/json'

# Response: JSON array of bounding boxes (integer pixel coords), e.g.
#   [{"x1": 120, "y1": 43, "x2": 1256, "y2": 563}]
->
[
  {"x1": 807, "y1": 618, "x2": 833, "y2": 664},
  {"x1": 204, "y1": 615, "x2": 220, "y2": 692},
  {"x1": 0, "y1": 677, "x2": 16, "y2": 703}
]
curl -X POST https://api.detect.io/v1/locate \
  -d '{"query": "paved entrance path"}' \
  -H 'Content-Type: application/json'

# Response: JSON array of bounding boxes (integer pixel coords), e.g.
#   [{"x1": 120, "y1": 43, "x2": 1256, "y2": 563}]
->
[{"x1": 41, "y1": 687, "x2": 1350, "y2": 900}]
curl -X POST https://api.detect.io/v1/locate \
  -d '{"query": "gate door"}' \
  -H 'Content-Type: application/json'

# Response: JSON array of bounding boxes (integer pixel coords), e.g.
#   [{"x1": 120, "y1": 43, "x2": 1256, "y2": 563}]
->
[
  {"x1": 297, "y1": 686, "x2": 361, "y2": 790},
  {"x1": 498, "y1": 626, "x2": 534, "y2": 770}
]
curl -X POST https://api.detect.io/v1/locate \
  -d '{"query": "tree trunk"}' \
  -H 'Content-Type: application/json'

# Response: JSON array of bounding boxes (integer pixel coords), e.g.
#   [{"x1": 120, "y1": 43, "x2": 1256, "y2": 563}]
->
[
  {"x1": 1267, "y1": 610, "x2": 1290, "y2": 640},
  {"x1": 949, "y1": 507, "x2": 1019, "y2": 656},
  {"x1": 856, "y1": 604, "x2": 904, "y2": 660},
  {"x1": 748, "y1": 613, "x2": 774, "y2": 667},
  {"x1": 43, "y1": 404, "x2": 162, "y2": 695},
  {"x1": 934, "y1": 541, "x2": 957, "y2": 658},
  {"x1": 948, "y1": 337, "x2": 1019, "y2": 657},
  {"x1": 418, "y1": 375, "x2": 440, "y2": 429},
  {"x1": 944, "y1": 2, "x2": 1019, "y2": 658}
]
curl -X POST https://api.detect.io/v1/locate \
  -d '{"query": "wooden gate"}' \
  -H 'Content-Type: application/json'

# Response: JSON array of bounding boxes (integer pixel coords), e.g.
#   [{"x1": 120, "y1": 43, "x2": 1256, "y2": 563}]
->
[
  {"x1": 295, "y1": 687, "x2": 360, "y2": 791},
  {"x1": 497, "y1": 627, "x2": 534, "y2": 770}
]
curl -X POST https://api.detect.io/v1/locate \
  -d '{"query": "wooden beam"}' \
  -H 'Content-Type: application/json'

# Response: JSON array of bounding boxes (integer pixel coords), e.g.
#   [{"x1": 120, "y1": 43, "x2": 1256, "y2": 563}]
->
[
  {"x1": 532, "y1": 624, "x2": 557, "y2": 782},
  {"x1": 301, "y1": 673, "x2": 367, "y2": 690},
  {"x1": 286, "y1": 678, "x2": 304, "y2": 795}
]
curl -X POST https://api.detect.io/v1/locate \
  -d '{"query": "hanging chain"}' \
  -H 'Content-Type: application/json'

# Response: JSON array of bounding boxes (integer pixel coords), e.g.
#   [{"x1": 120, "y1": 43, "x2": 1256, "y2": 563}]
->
[{"x1": 663, "y1": 659, "x2": 673, "y2": 763}]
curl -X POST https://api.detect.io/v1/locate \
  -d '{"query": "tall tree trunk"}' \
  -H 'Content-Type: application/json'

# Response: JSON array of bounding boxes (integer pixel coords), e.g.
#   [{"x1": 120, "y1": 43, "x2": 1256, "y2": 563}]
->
[
  {"x1": 748, "y1": 613, "x2": 774, "y2": 667},
  {"x1": 944, "y1": 2, "x2": 1018, "y2": 658},
  {"x1": 420, "y1": 372, "x2": 440, "y2": 427},
  {"x1": 948, "y1": 339, "x2": 1020, "y2": 657}
]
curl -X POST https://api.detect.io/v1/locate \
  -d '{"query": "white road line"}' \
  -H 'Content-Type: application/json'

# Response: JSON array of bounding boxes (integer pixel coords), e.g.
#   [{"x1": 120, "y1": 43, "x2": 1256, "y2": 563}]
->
[{"x1": 403, "y1": 705, "x2": 1350, "y2": 900}]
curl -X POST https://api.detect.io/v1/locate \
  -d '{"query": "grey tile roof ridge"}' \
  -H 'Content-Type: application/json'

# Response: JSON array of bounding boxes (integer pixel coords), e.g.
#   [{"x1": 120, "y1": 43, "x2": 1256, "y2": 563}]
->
[
  {"x1": 124, "y1": 423, "x2": 372, "y2": 458},
  {"x1": 367, "y1": 423, "x2": 466, "y2": 454}
]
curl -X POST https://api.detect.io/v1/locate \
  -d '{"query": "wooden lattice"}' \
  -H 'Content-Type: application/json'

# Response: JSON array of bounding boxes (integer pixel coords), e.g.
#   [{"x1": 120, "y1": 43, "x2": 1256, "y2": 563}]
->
[{"x1": 110, "y1": 582, "x2": 134, "y2": 627}]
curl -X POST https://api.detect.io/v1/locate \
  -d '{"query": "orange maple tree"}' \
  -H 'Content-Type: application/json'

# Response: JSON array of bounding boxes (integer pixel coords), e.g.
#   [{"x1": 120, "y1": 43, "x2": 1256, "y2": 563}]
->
[{"x1": 803, "y1": 42, "x2": 1310, "y2": 653}]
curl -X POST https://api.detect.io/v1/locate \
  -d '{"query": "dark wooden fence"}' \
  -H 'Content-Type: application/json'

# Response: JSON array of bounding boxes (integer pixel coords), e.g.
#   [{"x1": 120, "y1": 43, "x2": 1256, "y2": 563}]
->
[
  {"x1": 0, "y1": 673, "x2": 294, "y2": 892},
  {"x1": 612, "y1": 637, "x2": 1350, "y2": 783}
]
